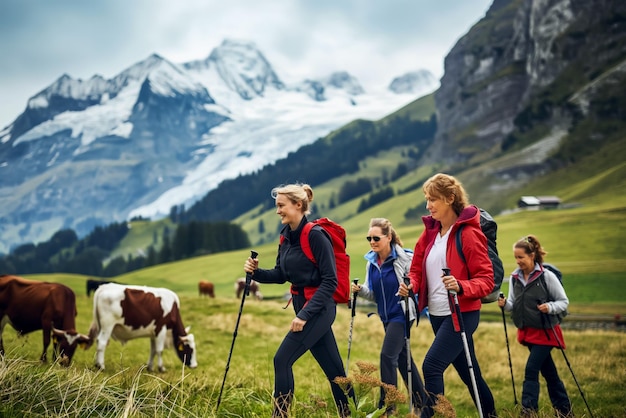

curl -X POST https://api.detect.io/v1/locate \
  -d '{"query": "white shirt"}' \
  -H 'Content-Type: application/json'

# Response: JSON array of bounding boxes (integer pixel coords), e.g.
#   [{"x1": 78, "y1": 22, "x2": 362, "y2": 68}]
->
[{"x1": 425, "y1": 228, "x2": 452, "y2": 315}]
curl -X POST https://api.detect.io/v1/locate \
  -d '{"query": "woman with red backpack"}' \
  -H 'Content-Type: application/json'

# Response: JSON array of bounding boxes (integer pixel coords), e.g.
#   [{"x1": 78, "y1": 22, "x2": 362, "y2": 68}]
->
[{"x1": 243, "y1": 183, "x2": 354, "y2": 417}]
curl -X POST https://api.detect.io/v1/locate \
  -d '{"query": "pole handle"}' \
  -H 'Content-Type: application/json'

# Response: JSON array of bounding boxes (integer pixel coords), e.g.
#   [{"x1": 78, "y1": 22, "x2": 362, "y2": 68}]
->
[
  {"x1": 442, "y1": 268, "x2": 456, "y2": 295},
  {"x1": 402, "y1": 275, "x2": 416, "y2": 300},
  {"x1": 245, "y1": 250, "x2": 258, "y2": 295},
  {"x1": 350, "y1": 279, "x2": 359, "y2": 315}
]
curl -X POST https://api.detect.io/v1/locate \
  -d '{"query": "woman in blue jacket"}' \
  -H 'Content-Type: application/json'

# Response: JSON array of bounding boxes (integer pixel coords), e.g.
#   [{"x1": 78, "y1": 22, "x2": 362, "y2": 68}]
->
[{"x1": 352, "y1": 218, "x2": 425, "y2": 415}]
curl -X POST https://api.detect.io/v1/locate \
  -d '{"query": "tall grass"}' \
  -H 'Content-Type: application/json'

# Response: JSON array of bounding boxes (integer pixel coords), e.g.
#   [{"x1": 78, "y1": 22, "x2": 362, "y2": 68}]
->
[
  {"x1": 2, "y1": 298, "x2": 625, "y2": 417},
  {"x1": 0, "y1": 358, "x2": 198, "y2": 417}
]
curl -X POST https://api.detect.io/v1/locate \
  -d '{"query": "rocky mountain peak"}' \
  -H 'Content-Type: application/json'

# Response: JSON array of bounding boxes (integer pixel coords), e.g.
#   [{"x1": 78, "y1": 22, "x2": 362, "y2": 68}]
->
[
  {"x1": 388, "y1": 70, "x2": 438, "y2": 95},
  {"x1": 325, "y1": 71, "x2": 365, "y2": 95},
  {"x1": 0, "y1": 37, "x2": 423, "y2": 253},
  {"x1": 206, "y1": 38, "x2": 285, "y2": 99},
  {"x1": 429, "y1": 0, "x2": 622, "y2": 165}
]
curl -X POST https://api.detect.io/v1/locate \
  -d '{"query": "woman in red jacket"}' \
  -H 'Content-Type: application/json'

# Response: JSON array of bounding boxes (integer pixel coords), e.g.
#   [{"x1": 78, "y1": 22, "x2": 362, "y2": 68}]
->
[{"x1": 399, "y1": 173, "x2": 496, "y2": 418}]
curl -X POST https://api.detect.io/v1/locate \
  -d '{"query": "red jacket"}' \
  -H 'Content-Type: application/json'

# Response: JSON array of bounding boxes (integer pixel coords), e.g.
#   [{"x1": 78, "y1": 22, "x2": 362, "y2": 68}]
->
[{"x1": 409, "y1": 205, "x2": 494, "y2": 314}]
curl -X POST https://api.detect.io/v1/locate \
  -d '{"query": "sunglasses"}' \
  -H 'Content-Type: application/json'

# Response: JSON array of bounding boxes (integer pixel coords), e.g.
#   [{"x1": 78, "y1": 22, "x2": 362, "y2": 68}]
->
[{"x1": 366, "y1": 236, "x2": 383, "y2": 242}]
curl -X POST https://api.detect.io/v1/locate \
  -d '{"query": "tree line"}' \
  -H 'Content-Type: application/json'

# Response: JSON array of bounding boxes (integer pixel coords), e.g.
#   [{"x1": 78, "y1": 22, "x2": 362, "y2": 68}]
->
[
  {"x1": 0, "y1": 220, "x2": 249, "y2": 277},
  {"x1": 180, "y1": 114, "x2": 437, "y2": 223}
]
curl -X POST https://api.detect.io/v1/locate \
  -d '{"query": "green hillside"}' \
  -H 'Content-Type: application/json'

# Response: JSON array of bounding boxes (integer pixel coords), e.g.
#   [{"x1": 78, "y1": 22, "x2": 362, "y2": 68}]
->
[
  {"x1": 105, "y1": 93, "x2": 626, "y2": 298},
  {"x1": 46, "y1": 127, "x2": 625, "y2": 312},
  {"x1": 13, "y1": 120, "x2": 626, "y2": 418}
]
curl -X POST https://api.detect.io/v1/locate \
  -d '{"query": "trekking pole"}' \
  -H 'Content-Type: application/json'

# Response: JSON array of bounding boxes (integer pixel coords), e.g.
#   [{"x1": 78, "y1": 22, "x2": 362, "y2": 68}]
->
[
  {"x1": 403, "y1": 276, "x2": 414, "y2": 415},
  {"x1": 443, "y1": 268, "x2": 484, "y2": 418},
  {"x1": 542, "y1": 311, "x2": 594, "y2": 418},
  {"x1": 216, "y1": 250, "x2": 258, "y2": 413},
  {"x1": 499, "y1": 292, "x2": 518, "y2": 405},
  {"x1": 345, "y1": 278, "x2": 359, "y2": 375}
]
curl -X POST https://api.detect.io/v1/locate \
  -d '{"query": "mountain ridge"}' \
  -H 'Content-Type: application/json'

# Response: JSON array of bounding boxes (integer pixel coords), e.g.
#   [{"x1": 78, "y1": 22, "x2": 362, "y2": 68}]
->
[
  {"x1": 3, "y1": 0, "x2": 624, "y2": 257},
  {"x1": 0, "y1": 38, "x2": 437, "y2": 254}
]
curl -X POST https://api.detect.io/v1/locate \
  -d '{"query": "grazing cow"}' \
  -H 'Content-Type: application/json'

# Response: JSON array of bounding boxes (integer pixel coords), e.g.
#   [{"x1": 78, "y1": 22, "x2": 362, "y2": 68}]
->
[
  {"x1": 235, "y1": 278, "x2": 263, "y2": 300},
  {"x1": 0, "y1": 275, "x2": 90, "y2": 366},
  {"x1": 87, "y1": 283, "x2": 198, "y2": 372},
  {"x1": 86, "y1": 278, "x2": 116, "y2": 296},
  {"x1": 198, "y1": 280, "x2": 215, "y2": 298}
]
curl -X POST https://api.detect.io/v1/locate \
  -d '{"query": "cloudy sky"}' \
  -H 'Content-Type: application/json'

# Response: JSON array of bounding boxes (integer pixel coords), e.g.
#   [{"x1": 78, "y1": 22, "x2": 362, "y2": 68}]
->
[{"x1": 0, "y1": 0, "x2": 493, "y2": 128}]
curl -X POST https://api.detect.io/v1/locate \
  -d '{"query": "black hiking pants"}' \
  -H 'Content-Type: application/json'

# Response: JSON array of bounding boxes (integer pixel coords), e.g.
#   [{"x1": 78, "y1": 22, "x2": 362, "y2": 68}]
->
[{"x1": 273, "y1": 302, "x2": 354, "y2": 415}]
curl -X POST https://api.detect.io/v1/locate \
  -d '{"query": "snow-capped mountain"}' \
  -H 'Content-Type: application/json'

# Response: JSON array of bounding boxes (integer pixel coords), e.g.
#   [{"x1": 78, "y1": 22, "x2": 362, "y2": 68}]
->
[
  {"x1": 292, "y1": 71, "x2": 365, "y2": 102},
  {"x1": 389, "y1": 70, "x2": 438, "y2": 95},
  {"x1": 183, "y1": 39, "x2": 285, "y2": 100},
  {"x1": 0, "y1": 39, "x2": 438, "y2": 253}
]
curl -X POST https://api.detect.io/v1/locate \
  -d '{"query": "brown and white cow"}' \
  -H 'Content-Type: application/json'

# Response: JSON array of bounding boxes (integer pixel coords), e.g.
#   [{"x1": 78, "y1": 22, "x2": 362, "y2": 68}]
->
[
  {"x1": 87, "y1": 283, "x2": 198, "y2": 372},
  {"x1": 235, "y1": 277, "x2": 263, "y2": 300},
  {"x1": 0, "y1": 275, "x2": 90, "y2": 366},
  {"x1": 198, "y1": 280, "x2": 215, "y2": 298},
  {"x1": 86, "y1": 278, "x2": 117, "y2": 297}
]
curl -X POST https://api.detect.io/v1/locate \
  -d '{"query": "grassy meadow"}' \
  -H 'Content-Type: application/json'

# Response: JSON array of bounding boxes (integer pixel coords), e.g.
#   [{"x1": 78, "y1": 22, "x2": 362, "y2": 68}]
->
[
  {"x1": 3, "y1": 130, "x2": 626, "y2": 416},
  {"x1": 1, "y1": 289, "x2": 624, "y2": 417},
  {"x1": 2, "y1": 193, "x2": 626, "y2": 417}
]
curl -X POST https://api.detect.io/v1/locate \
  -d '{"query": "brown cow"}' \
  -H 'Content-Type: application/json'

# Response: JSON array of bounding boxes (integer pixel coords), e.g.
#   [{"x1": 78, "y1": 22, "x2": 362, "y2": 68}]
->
[
  {"x1": 198, "y1": 280, "x2": 215, "y2": 298},
  {"x1": 87, "y1": 283, "x2": 198, "y2": 372},
  {"x1": 235, "y1": 277, "x2": 263, "y2": 300},
  {"x1": 0, "y1": 275, "x2": 90, "y2": 366}
]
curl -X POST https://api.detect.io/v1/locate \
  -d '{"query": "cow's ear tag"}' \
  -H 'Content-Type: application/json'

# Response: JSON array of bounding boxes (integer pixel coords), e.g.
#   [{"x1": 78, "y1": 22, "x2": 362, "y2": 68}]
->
[
  {"x1": 178, "y1": 343, "x2": 184, "y2": 351},
  {"x1": 79, "y1": 342, "x2": 87, "y2": 349},
  {"x1": 53, "y1": 336, "x2": 58, "y2": 344}
]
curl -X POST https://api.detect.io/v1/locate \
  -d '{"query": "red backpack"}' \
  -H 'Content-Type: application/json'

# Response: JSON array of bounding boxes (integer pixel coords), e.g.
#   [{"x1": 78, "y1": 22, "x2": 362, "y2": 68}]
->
[{"x1": 281, "y1": 218, "x2": 351, "y2": 305}]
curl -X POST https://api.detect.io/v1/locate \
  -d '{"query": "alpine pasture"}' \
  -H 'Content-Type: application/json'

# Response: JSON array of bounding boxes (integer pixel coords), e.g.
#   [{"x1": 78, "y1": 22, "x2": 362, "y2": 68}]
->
[{"x1": 2, "y1": 194, "x2": 625, "y2": 417}]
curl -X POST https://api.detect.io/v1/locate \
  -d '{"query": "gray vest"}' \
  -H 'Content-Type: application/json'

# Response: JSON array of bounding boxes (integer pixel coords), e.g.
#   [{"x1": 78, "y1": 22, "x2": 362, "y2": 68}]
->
[{"x1": 511, "y1": 273, "x2": 559, "y2": 329}]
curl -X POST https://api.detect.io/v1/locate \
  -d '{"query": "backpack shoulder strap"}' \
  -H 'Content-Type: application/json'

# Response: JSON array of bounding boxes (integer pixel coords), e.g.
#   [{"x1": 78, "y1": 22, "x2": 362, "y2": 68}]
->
[
  {"x1": 455, "y1": 224, "x2": 468, "y2": 266},
  {"x1": 300, "y1": 222, "x2": 316, "y2": 265},
  {"x1": 538, "y1": 268, "x2": 553, "y2": 300}
]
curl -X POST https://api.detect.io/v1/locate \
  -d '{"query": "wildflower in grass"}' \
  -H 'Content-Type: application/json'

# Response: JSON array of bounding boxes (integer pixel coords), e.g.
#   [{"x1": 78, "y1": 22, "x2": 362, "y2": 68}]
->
[
  {"x1": 432, "y1": 394, "x2": 456, "y2": 418},
  {"x1": 334, "y1": 361, "x2": 388, "y2": 417},
  {"x1": 334, "y1": 376, "x2": 353, "y2": 388},
  {"x1": 354, "y1": 372, "x2": 383, "y2": 387},
  {"x1": 356, "y1": 360, "x2": 379, "y2": 375},
  {"x1": 380, "y1": 382, "x2": 407, "y2": 406}
]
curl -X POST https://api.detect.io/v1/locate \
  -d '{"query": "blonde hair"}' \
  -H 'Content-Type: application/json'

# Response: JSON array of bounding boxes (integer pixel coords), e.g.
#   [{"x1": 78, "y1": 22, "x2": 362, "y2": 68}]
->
[
  {"x1": 369, "y1": 218, "x2": 403, "y2": 247},
  {"x1": 271, "y1": 183, "x2": 314, "y2": 215},
  {"x1": 423, "y1": 173, "x2": 469, "y2": 215}
]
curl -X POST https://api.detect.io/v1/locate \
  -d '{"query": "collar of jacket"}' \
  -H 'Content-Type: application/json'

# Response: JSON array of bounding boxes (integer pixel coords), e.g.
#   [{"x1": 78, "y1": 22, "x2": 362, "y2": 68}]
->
[
  {"x1": 279, "y1": 215, "x2": 308, "y2": 244},
  {"x1": 363, "y1": 244, "x2": 398, "y2": 265},
  {"x1": 421, "y1": 204, "x2": 480, "y2": 234},
  {"x1": 511, "y1": 263, "x2": 543, "y2": 283}
]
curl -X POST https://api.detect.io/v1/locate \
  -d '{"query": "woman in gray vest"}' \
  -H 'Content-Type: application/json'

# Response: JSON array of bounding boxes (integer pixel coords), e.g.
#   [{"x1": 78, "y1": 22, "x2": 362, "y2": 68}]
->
[{"x1": 498, "y1": 235, "x2": 572, "y2": 417}]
